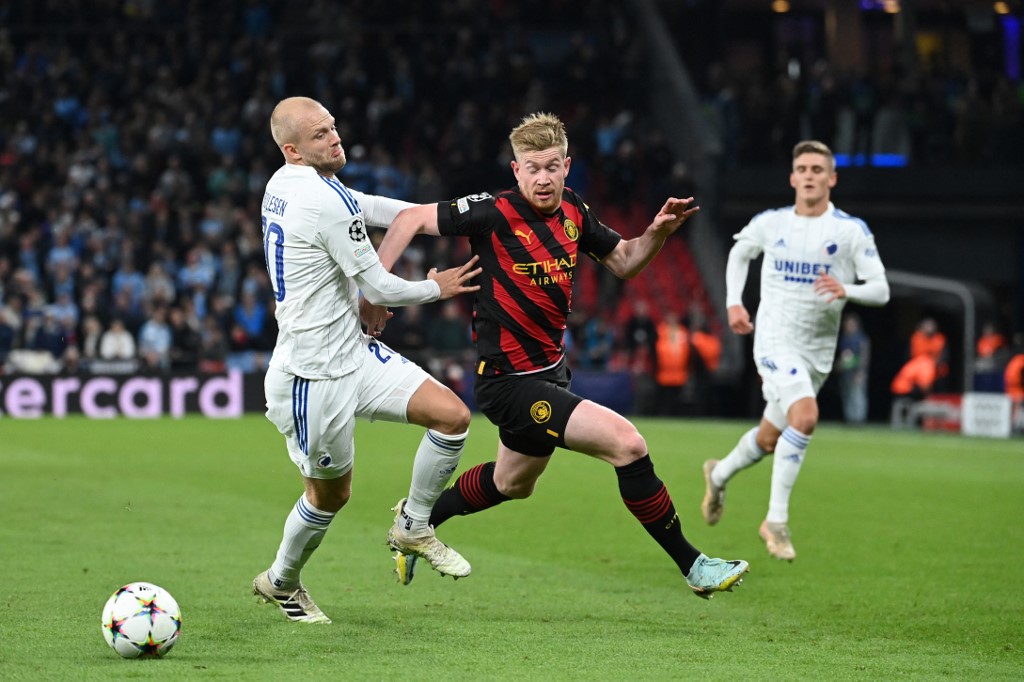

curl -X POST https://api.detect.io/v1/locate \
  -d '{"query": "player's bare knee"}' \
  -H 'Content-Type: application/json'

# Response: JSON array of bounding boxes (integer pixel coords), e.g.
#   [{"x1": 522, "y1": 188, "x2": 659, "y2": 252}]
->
[
  {"x1": 309, "y1": 489, "x2": 348, "y2": 513},
  {"x1": 499, "y1": 481, "x2": 535, "y2": 499},
  {"x1": 625, "y1": 429, "x2": 648, "y2": 459},
  {"x1": 430, "y1": 399, "x2": 471, "y2": 435},
  {"x1": 790, "y1": 411, "x2": 819, "y2": 435},
  {"x1": 494, "y1": 473, "x2": 537, "y2": 499},
  {"x1": 608, "y1": 428, "x2": 647, "y2": 465},
  {"x1": 756, "y1": 431, "x2": 779, "y2": 453}
]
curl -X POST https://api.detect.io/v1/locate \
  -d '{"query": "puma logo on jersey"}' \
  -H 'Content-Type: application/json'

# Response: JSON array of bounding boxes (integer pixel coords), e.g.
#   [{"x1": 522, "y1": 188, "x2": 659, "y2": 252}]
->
[{"x1": 514, "y1": 229, "x2": 534, "y2": 244}]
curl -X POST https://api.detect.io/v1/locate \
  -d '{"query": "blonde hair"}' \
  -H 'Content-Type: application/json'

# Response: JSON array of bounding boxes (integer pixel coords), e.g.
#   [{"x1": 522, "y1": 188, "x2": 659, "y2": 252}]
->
[
  {"x1": 792, "y1": 140, "x2": 835, "y2": 171},
  {"x1": 509, "y1": 112, "x2": 568, "y2": 159}
]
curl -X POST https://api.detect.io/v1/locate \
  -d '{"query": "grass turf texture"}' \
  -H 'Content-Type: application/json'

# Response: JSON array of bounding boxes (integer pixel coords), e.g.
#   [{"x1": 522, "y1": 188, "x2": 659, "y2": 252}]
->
[{"x1": 2, "y1": 415, "x2": 1021, "y2": 680}]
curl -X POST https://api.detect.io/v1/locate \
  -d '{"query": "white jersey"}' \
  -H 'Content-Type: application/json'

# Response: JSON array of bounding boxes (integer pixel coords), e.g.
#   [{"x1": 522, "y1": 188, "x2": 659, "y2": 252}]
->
[
  {"x1": 729, "y1": 202, "x2": 886, "y2": 374},
  {"x1": 261, "y1": 164, "x2": 413, "y2": 379}
]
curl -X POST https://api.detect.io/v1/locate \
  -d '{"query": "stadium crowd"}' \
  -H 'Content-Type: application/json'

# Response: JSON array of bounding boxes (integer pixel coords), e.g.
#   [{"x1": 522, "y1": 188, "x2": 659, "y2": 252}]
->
[
  {"x1": 0, "y1": 0, "x2": 688, "y2": 382},
  {"x1": 2, "y1": 1, "x2": 1020, "y2": 418}
]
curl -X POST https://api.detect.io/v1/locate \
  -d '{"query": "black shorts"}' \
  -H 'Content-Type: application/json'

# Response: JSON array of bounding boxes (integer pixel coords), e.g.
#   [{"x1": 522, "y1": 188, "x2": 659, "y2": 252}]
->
[{"x1": 474, "y1": 360, "x2": 584, "y2": 457}]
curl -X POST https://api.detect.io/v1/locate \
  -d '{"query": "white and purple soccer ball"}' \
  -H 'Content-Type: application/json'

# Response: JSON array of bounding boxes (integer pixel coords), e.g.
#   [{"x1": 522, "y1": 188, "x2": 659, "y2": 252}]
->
[{"x1": 101, "y1": 582, "x2": 181, "y2": 659}]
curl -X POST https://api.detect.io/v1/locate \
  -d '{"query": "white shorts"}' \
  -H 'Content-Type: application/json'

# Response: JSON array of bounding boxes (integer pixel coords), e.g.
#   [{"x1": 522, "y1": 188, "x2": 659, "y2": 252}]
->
[
  {"x1": 756, "y1": 352, "x2": 828, "y2": 431},
  {"x1": 264, "y1": 337, "x2": 430, "y2": 479}
]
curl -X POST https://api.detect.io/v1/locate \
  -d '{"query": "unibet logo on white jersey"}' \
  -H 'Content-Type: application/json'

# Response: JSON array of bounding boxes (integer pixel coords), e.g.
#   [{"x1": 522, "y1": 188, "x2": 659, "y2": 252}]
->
[
  {"x1": 261, "y1": 164, "x2": 381, "y2": 379},
  {"x1": 733, "y1": 202, "x2": 886, "y2": 374}
]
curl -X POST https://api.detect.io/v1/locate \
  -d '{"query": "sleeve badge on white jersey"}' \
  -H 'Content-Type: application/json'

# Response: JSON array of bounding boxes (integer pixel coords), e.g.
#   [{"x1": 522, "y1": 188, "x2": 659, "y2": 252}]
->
[{"x1": 348, "y1": 217, "x2": 367, "y2": 242}]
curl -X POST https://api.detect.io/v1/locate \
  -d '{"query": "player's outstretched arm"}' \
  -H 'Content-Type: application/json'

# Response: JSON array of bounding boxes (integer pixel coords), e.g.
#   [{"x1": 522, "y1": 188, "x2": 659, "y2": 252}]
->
[
  {"x1": 360, "y1": 203, "x2": 458, "y2": 334},
  {"x1": 377, "y1": 204, "x2": 442, "y2": 271},
  {"x1": 601, "y1": 197, "x2": 699, "y2": 279}
]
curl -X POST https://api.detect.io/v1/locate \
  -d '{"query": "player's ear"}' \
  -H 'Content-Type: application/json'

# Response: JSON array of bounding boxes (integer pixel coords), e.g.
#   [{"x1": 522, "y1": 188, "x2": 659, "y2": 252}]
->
[
  {"x1": 563, "y1": 155, "x2": 572, "y2": 175},
  {"x1": 828, "y1": 172, "x2": 838, "y2": 188}
]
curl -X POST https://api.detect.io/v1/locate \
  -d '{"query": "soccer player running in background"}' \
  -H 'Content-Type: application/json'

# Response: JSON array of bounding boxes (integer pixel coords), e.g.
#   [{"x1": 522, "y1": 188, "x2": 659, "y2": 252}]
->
[
  {"x1": 702, "y1": 140, "x2": 890, "y2": 561},
  {"x1": 253, "y1": 97, "x2": 482, "y2": 623},
  {"x1": 365, "y1": 112, "x2": 749, "y2": 599}
]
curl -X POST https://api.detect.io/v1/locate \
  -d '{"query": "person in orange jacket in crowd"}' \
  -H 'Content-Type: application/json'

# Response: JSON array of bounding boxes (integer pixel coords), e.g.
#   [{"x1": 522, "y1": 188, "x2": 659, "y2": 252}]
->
[
  {"x1": 691, "y1": 321, "x2": 722, "y2": 374},
  {"x1": 976, "y1": 322, "x2": 1006, "y2": 361},
  {"x1": 654, "y1": 309, "x2": 690, "y2": 415},
  {"x1": 908, "y1": 317, "x2": 948, "y2": 388},
  {"x1": 1004, "y1": 333, "x2": 1024, "y2": 403},
  {"x1": 891, "y1": 353, "x2": 937, "y2": 399},
  {"x1": 893, "y1": 318, "x2": 948, "y2": 400},
  {"x1": 683, "y1": 307, "x2": 722, "y2": 417}
]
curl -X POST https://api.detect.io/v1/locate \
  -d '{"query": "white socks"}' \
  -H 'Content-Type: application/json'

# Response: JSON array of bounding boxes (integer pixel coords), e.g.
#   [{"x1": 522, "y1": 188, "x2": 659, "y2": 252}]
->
[
  {"x1": 400, "y1": 429, "x2": 467, "y2": 533},
  {"x1": 767, "y1": 427, "x2": 811, "y2": 523},
  {"x1": 269, "y1": 494, "x2": 335, "y2": 590},
  {"x1": 711, "y1": 427, "x2": 767, "y2": 488}
]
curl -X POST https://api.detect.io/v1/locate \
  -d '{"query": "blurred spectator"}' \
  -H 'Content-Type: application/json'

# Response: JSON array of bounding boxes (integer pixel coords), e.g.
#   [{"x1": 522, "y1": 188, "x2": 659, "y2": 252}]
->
[
  {"x1": 111, "y1": 258, "x2": 146, "y2": 313},
  {"x1": 909, "y1": 317, "x2": 949, "y2": 390},
  {"x1": 835, "y1": 313, "x2": 870, "y2": 424},
  {"x1": 1004, "y1": 334, "x2": 1024, "y2": 403},
  {"x1": 577, "y1": 309, "x2": 617, "y2": 370},
  {"x1": 198, "y1": 317, "x2": 229, "y2": 374},
  {"x1": 654, "y1": 309, "x2": 690, "y2": 416},
  {"x1": 623, "y1": 299, "x2": 658, "y2": 415},
  {"x1": 233, "y1": 290, "x2": 269, "y2": 350},
  {"x1": 143, "y1": 262, "x2": 177, "y2": 307},
  {"x1": 99, "y1": 318, "x2": 136, "y2": 360},
  {"x1": 29, "y1": 310, "x2": 68, "y2": 361},
  {"x1": 688, "y1": 308, "x2": 722, "y2": 416},
  {"x1": 169, "y1": 306, "x2": 201, "y2": 371},
  {"x1": 379, "y1": 304, "x2": 429, "y2": 368},
  {"x1": 138, "y1": 306, "x2": 173, "y2": 371},
  {"x1": 0, "y1": 307, "x2": 16, "y2": 365},
  {"x1": 624, "y1": 299, "x2": 657, "y2": 362},
  {"x1": 79, "y1": 315, "x2": 104, "y2": 363},
  {"x1": 975, "y1": 321, "x2": 1007, "y2": 371},
  {"x1": 427, "y1": 301, "x2": 472, "y2": 353}
]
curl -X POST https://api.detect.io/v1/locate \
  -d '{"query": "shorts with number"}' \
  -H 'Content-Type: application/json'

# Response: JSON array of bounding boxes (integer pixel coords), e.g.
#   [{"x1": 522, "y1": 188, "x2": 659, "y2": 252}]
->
[
  {"x1": 264, "y1": 337, "x2": 429, "y2": 479},
  {"x1": 756, "y1": 352, "x2": 828, "y2": 431},
  {"x1": 474, "y1": 360, "x2": 583, "y2": 457}
]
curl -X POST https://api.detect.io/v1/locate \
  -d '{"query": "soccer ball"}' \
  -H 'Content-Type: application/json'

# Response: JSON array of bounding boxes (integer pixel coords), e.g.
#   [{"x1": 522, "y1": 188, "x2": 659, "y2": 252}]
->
[{"x1": 101, "y1": 582, "x2": 182, "y2": 659}]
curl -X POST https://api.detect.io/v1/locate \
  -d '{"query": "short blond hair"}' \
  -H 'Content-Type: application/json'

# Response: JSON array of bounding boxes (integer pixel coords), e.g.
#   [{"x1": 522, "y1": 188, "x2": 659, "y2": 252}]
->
[
  {"x1": 792, "y1": 140, "x2": 835, "y2": 171},
  {"x1": 270, "y1": 96, "x2": 322, "y2": 148},
  {"x1": 509, "y1": 112, "x2": 568, "y2": 159}
]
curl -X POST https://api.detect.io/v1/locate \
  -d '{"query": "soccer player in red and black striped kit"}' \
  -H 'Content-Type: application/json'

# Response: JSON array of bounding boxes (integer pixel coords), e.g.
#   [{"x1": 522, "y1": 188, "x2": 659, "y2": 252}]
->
[{"x1": 365, "y1": 112, "x2": 748, "y2": 599}]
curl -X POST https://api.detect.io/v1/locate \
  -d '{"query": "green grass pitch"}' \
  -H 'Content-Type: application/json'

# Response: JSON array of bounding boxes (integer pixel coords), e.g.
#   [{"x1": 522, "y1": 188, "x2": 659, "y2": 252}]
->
[{"x1": 2, "y1": 415, "x2": 1022, "y2": 680}]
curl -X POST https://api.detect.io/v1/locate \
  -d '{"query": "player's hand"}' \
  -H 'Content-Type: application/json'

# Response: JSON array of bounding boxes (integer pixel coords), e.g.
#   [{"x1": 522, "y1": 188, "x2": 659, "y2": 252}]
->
[
  {"x1": 650, "y1": 197, "x2": 700, "y2": 236},
  {"x1": 727, "y1": 304, "x2": 754, "y2": 335},
  {"x1": 814, "y1": 273, "x2": 846, "y2": 303},
  {"x1": 360, "y1": 297, "x2": 393, "y2": 337},
  {"x1": 429, "y1": 255, "x2": 482, "y2": 300}
]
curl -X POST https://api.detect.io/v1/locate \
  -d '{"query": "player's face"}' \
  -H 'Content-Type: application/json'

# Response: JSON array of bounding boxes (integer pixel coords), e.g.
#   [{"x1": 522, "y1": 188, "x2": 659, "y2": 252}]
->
[
  {"x1": 790, "y1": 152, "x2": 836, "y2": 207},
  {"x1": 512, "y1": 147, "x2": 571, "y2": 214},
  {"x1": 295, "y1": 107, "x2": 346, "y2": 176}
]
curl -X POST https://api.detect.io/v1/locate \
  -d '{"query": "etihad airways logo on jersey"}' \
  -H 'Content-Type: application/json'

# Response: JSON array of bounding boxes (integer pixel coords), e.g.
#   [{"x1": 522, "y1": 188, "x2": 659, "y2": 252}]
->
[
  {"x1": 513, "y1": 254, "x2": 576, "y2": 285},
  {"x1": 773, "y1": 259, "x2": 832, "y2": 284}
]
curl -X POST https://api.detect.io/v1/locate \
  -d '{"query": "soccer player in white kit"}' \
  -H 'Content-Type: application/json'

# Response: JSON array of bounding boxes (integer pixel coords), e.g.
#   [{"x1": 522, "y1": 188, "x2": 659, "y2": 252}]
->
[
  {"x1": 701, "y1": 141, "x2": 890, "y2": 561},
  {"x1": 252, "y1": 97, "x2": 482, "y2": 623}
]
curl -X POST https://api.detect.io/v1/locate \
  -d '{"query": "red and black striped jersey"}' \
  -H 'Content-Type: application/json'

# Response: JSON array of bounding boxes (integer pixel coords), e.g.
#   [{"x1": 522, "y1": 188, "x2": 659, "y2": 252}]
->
[{"x1": 437, "y1": 187, "x2": 622, "y2": 375}]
